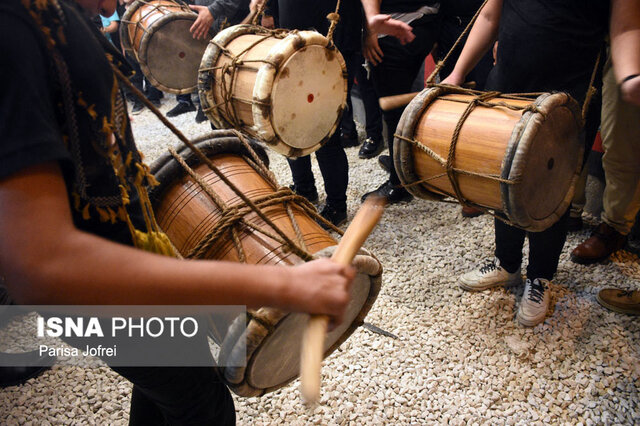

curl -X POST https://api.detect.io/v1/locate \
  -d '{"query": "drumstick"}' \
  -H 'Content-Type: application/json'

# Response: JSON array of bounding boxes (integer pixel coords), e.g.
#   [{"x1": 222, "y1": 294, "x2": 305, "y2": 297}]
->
[
  {"x1": 300, "y1": 195, "x2": 386, "y2": 403},
  {"x1": 378, "y1": 82, "x2": 478, "y2": 111}
]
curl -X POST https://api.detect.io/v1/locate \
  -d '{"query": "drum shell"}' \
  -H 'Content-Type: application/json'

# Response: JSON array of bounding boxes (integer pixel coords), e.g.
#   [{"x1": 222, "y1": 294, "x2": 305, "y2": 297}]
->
[
  {"x1": 199, "y1": 25, "x2": 348, "y2": 157},
  {"x1": 149, "y1": 132, "x2": 381, "y2": 396},
  {"x1": 121, "y1": 0, "x2": 208, "y2": 94},
  {"x1": 394, "y1": 87, "x2": 583, "y2": 232}
]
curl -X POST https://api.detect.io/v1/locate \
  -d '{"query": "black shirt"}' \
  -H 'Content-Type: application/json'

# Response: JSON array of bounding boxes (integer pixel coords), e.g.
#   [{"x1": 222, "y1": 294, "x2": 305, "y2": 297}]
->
[
  {"x1": 380, "y1": 0, "x2": 440, "y2": 14},
  {"x1": 488, "y1": 0, "x2": 609, "y2": 103}
]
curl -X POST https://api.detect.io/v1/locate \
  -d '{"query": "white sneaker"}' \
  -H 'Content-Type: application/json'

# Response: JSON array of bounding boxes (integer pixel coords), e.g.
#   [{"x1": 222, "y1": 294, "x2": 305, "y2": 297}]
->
[
  {"x1": 517, "y1": 278, "x2": 551, "y2": 326},
  {"x1": 459, "y1": 258, "x2": 522, "y2": 292}
]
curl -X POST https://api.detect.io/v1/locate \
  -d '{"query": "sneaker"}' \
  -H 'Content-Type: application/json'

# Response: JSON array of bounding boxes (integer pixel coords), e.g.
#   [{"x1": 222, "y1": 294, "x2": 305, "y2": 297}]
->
[
  {"x1": 459, "y1": 257, "x2": 522, "y2": 292},
  {"x1": 289, "y1": 184, "x2": 319, "y2": 204},
  {"x1": 361, "y1": 180, "x2": 413, "y2": 204},
  {"x1": 319, "y1": 204, "x2": 347, "y2": 228},
  {"x1": 596, "y1": 289, "x2": 640, "y2": 315},
  {"x1": 195, "y1": 106, "x2": 207, "y2": 123},
  {"x1": 166, "y1": 101, "x2": 196, "y2": 117},
  {"x1": 132, "y1": 100, "x2": 144, "y2": 115},
  {"x1": 517, "y1": 278, "x2": 551, "y2": 326},
  {"x1": 378, "y1": 154, "x2": 391, "y2": 173}
]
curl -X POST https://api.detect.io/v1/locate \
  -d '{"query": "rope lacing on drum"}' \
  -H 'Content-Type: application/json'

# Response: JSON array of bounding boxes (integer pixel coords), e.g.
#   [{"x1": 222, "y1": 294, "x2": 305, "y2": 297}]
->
[{"x1": 112, "y1": 64, "x2": 343, "y2": 264}]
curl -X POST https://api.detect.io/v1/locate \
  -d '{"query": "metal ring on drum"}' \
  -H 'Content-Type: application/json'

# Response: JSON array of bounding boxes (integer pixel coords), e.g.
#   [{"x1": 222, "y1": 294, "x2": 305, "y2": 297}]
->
[
  {"x1": 198, "y1": 25, "x2": 348, "y2": 158},
  {"x1": 120, "y1": 0, "x2": 209, "y2": 94},
  {"x1": 394, "y1": 86, "x2": 584, "y2": 232}
]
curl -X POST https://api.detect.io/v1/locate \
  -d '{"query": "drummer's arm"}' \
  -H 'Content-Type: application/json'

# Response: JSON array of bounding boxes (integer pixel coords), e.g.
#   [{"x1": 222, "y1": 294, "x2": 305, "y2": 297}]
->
[
  {"x1": 0, "y1": 162, "x2": 353, "y2": 321},
  {"x1": 441, "y1": 0, "x2": 502, "y2": 86},
  {"x1": 609, "y1": 0, "x2": 640, "y2": 105},
  {"x1": 360, "y1": 0, "x2": 414, "y2": 43}
]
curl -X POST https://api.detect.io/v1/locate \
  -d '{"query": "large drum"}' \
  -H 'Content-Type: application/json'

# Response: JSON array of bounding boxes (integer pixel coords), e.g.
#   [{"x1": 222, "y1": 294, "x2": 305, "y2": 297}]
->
[
  {"x1": 149, "y1": 130, "x2": 381, "y2": 396},
  {"x1": 198, "y1": 25, "x2": 348, "y2": 157},
  {"x1": 394, "y1": 86, "x2": 584, "y2": 231},
  {"x1": 120, "y1": 0, "x2": 209, "y2": 94}
]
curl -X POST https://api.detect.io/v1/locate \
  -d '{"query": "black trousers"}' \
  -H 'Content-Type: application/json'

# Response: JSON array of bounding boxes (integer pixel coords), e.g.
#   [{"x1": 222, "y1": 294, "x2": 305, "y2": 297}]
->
[
  {"x1": 370, "y1": 15, "x2": 440, "y2": 185},
  {"x1": 341, "y1": 52, "x2": 383, "y2": 142}
]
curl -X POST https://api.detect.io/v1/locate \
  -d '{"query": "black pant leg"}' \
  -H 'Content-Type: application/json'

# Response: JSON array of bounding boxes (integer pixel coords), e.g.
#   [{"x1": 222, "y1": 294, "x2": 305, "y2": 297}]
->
[
  {"x1": 526, "y1": 209, "x2": 570, "y2": 281},
  {"x1": 315, "y1": 131, "x2": 348, "y2": 208},
  {"x1": 287, "y1": 155, "x2": 316, "y2": 192},
  {"x1": 494, "y1": 218, "x2": 525, "y2": 274},
  {"x1": 340, "y1": 51, "x2": 358, "y2": 137},
  {"x1": 355, "y1": 58, "x2": 383, "y2": 141}
]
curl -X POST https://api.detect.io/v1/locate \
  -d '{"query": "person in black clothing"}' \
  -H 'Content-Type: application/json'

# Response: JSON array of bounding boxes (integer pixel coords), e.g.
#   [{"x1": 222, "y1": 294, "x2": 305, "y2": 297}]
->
[
  {"x1": 442, "y1": 0, "x2": 640, "y2": 327},
  {"x1": 359, "y1": 0, "x2": 441, "y2": 205},
  {"x1": 0, "y1": 0, "x2": 355, "y2": 423}
]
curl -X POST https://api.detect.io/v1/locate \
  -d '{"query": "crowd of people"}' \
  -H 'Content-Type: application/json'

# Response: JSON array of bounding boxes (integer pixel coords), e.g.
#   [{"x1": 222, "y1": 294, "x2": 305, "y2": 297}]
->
[{"x1": 1, "y1": 0, "x2": 639, "y2": 423}]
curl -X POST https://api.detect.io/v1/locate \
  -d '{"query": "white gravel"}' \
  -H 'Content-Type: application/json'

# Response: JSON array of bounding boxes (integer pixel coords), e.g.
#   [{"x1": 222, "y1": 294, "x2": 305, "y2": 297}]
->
[{"x1": 1, "y1": 98, "x2": 639, "y2": 425}]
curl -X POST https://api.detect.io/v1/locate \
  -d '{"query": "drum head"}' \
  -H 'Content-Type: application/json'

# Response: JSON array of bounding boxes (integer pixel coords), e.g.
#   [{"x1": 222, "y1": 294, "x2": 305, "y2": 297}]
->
[
  {"x1": 140, "y1": 14, "x2": 209, "y2": 94},
  {"x1": 270, "y1": 45, "x2": 346, "y2": 150}
]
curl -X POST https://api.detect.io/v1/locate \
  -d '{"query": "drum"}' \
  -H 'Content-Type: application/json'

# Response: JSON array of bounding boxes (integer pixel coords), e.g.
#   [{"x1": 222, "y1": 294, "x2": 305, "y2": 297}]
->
[
  {"x1": 120, "y1": 0, "x2": 209, "y2": 94},
  {"x1": 394, "y1": 86, "x2": 584, "y2": 232},
  {"x1": 198, "y1": 25, "x2": 348, "y2": 157},
  {"x1": 149, "y1": 130, "x2": 382, "y2": 396}
]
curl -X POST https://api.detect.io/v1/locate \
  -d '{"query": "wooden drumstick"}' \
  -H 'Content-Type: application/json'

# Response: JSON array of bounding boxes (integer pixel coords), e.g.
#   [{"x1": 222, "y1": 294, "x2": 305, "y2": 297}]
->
[
  {"x1": 378, "y1": 82, "x2": 478, "y2": 111},
  {"x1": 300, "y1": 195, "x2": 386, "y2": 403}
]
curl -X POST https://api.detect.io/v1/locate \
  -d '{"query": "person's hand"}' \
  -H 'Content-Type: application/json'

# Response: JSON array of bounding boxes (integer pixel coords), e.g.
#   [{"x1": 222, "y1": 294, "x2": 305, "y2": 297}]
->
[
  {"x1": 368, "y1": 14, "x2": 415, "y2": 44},
  {"x1": 261, "y1": 15, "x2": 275, "y2": 29},
  {"x1": 285, "y1": 258, "x2": 355, "y2": 328},
  {"x1": 621, "y1": 75, "x2": 640, "y2": 106},
  {"x1": 249, "y1": 0, "x2": 265, "y2": 14},
  {"x1": 441, "y1": 72, "x2": 465, "y2": 87},
  {"x1": 189, "y1": 5, "x2": 214, "y2": 40},
  {"x1": 363, "y1": 33, "x2": 383, "y2": 66}
]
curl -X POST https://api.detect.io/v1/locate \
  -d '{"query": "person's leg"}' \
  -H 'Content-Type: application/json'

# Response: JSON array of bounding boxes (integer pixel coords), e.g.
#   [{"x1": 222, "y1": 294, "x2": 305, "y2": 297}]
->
[
  {"x1": 340, "y1": 52, "x2": 358, "y2": 147},
  {"x1": 316, "y1": 131, "x2": 348, "y2": 211},
  {"x1": 167, "y1": 93, "x2": 197, "y2": 117},
  {"x1": 287, "y1": 155, "x2": 318, "y2": 202},
  {"x1": 526, "y1": 209, "x2": 570, "y2": 281},
  {"x1": 494, "y1": 219, "x2": 526, "y2": 274}
]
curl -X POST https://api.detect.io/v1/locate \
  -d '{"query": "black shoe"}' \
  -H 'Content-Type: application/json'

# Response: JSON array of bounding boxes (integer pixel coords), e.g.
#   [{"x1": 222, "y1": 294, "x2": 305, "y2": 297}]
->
[
  {"x1": 0, "y1": 350, "x2": 56, "y2": 388},
  {"x1": 358, "y1": 138, "x2": 383, "y2": 159},
  {"x1": 132, "y1": 100, "x2": 145, "y2": 115},
  {"x1": 166, "y1": 101, "x2": 196, "y2": 117},
  {"x1": 361, "y1": 180, "x2": 413, "y2": 204},
  {"x1": 195, "y1": 106, "x2": 207, "y2": 123},
  {"x1": 289, "y1": 184, "x2": 319, "y2": 204},
  {"x1": 340, "y1": 131, "x2": 359, "y2": 148},
  {"x1": 567, "y1": 216, "x2": 583, "y2": 232},
  {"x1": 319, "y1": 204, "x2": 347, "y2": 228},
  {"x1": 378, "y1": 155, "x2": 392, "y2": 173},
  {"x1": 149, "y1": 98, "x2": 162, "y2": 109}
]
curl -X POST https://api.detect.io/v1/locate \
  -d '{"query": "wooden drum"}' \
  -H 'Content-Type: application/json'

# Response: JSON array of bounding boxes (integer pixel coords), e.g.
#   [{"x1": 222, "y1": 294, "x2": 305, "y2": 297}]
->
[
  {"x1": 120, "y1": 0, "x2": 209, "y2": 94},
  {"x1": 394, "y1": 86, "x2": 584, "y2": 231},
  {"x1": 149, "y1": 130, "x2": 381, "y2": 396},
  {"x1": 198, "y1": 25, "x2": 348, "y2": 157}
]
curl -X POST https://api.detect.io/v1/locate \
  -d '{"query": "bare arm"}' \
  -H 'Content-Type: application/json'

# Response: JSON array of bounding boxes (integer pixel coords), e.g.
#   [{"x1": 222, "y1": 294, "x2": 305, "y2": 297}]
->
[
  {"x1": 610, "y1": 0, "x2": 640, "y2": 105},
  {"x1": 441, "y1": 0, "x2": 502, "y2": 86},
  {"x1": 101, "y1": 20, "x2": 119, "y2": 35},
  {"x1": 0, "y1": 162, "x2": 354, "y2": 323}
]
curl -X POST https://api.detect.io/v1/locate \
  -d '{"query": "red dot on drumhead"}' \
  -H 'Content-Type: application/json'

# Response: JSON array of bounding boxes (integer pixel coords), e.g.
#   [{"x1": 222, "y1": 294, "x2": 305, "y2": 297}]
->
[
  {"x1": 307, "y1": 94, "x2": 314, "y2": 103},
  {"x1": 179, "y1": 52, "x2": 185, "y2": 59}
]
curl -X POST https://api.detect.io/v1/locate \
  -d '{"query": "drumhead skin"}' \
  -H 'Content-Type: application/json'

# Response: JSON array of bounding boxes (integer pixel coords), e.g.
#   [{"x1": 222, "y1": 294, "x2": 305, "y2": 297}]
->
[
  {"x1": 395, "y1": 86, "x2": 583, "y2": 232},
  {"x1": 199, "y1": 25, "x2": 348, "y2": 157},
  {"x1": 121, "y1": 0, "x2": 208, "y2": 94}
]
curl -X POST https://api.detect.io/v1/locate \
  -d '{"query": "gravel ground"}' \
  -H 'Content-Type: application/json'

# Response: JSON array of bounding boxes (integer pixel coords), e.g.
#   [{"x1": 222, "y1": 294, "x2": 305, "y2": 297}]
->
[{"x1": 1, "y1": 98, "x2": 639, "y2": 425}]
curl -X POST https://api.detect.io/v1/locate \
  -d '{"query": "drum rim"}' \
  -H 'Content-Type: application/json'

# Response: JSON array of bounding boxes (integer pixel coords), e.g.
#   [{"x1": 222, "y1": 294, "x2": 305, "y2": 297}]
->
[
  {"x1": 219, "y1": 247, "x2": 382, "y2": 397},
  {"x1": 198, "y1": 26, "x2": 348, "y2": 158}
]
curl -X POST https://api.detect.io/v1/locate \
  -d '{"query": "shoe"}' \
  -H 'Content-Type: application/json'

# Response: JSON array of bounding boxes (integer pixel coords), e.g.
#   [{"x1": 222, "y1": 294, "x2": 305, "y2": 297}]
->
[
  {"x1": 319, "y1": 203, "x2": 347, "y2": 228},
  {"x1": 459, "y1": 257, "x2": 522, "y2": 292},
  {"x1": 361, "y1": 180, "x2": 413, "y2": 204},
  {"x1": 378, "y1": 155, "x2": 391, "y2": 173},
  {"x1": 461, "y1": 206, "x2": 483, "y2": 218},
  {"x1": 132, "y1": 100, "x2": 144, "y2": 115},
  {"x1": 567, "y1": 216, "x2": 584, "y2": 232},
  {"x1": 195, "y1": 106, "x2": 207, "y2": 123},
  {"x1": 596, "y1": 289, "x2": 640, "y2": 315},
  {"x1": 340, "y1": 131, "x2": 359, "y2": 148},
  {"x1": 358, "y1": 138, "x2": 383, "y2": 159},
  {"x1": 517, "y1": 278, "x2": 551, "y2": 326},
  {"x1": 570, "y1": 222, "x2": 627, "y2": 265},
  {"x1": 166, "y1": 101, "x2": 196, "y2": 117},
  {"x1": 289, "y1": 184, "x2": 319, "y2": 204},
  {"x1": 0, "y1": 350, "x2": 56, "y2": 388},
  {"x1": 149, "y1": 98, "x2": 162, "y2": 109}
]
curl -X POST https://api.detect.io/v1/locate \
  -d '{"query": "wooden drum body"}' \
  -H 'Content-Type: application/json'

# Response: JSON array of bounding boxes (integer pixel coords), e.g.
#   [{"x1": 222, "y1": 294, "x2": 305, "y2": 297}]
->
[
  {"x1": 394, "y1": 87, "x2": 584, "y2": 231},
  {"x1": 149, "y1": 131, "x2": 381, "y2": 396},
  {"x1": 121, "y1": 0, "x2": 209, "y2": 94},
  {"x1": 198, "y1": 25, "x2": 348, "y2": 157}
]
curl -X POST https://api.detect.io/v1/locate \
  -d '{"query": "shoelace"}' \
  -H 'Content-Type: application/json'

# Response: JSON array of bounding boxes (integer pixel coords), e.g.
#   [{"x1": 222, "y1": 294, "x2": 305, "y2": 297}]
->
[
  {"x1": 479, "y1": 261, "x2": 498, "y2": 274},
  {"x1": 617, "y1": 290, "x2": 635, "y2": 299},
  {"x1": 527, "y1": 280, "x2": 547, "y2": 303}
]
